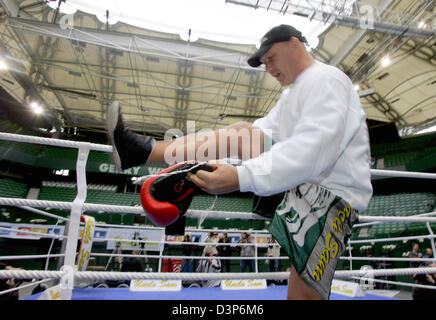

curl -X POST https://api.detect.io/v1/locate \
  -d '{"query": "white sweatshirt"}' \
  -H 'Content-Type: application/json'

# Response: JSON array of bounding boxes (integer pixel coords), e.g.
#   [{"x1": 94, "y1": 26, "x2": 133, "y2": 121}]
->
[{"x1": 237, "y1": 61, "x2": 373, "y2": 212}]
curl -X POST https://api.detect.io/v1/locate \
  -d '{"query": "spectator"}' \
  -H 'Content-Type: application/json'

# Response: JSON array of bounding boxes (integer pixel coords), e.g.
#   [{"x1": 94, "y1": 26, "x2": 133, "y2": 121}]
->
[
  {"x1": 217, "y1": 232, "x2": 232, "y2": 272},
  {"x1": 423, "y1": 248, "x2": 433, "y2": 260},
  {"x1": 203, "y1": 232, "x2": 218, "y2": 256},
  {"x1": 31, "y1": 282, "x2": 49, "y2": 296},
  {"x1": 191, "y1": 237, "x2": 201, "y2": 271},
  {"x1": 121, "y1": 250, "x2": 144, "y2": 272},
  {"x1": 408, "y1": 243, "x2": 422, "y2": 267},
  {"x1": 238, "y1": 232, "x2": 255, "y2": 272},
  {"x1": 181, "y1": 234, "x2": 194, "y2": 273},
  {"x1": 0, "y1": 263, "x2": 23, "y2": 300},
  {"x1": 113, "y1": 241, "x2": 123, "y2": 271},
  {"x1": 412, "y1": 262, "x2": 436, "y2": 300},
  {"x1": 196, "y1": 247, "x2": 221, "y2": 287},
  {"x1": 117, "y1": 250, "x2": 143, "y2": 287},
  {"x1": 266, "y1": 236, "x2": 280, "y2": 272}
]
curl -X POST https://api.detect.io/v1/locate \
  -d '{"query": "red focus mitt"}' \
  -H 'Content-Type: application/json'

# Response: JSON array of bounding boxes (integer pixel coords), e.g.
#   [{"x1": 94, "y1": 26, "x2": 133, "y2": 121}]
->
[{"x1": 140, "y1": 161, "x2": 216, "y2": 227}]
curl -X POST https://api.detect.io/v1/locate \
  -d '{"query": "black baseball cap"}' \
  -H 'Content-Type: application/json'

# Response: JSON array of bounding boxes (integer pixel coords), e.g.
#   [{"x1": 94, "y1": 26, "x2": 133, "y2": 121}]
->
[{"x1": 247, "y1": 24, "x2": 307, "y2": 68}]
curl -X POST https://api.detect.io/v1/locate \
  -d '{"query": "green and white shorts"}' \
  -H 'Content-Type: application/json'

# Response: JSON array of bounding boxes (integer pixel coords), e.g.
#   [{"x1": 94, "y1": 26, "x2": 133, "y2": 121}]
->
[{"x1": 268, "y1": 182, "x2": 358, "y2": 300}]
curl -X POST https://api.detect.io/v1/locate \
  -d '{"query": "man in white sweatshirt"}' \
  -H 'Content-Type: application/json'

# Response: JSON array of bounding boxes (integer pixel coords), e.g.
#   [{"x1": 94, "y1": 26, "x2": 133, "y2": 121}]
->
[{"x1": 108, "y1": 24, "x2": 373, "y2": 300}]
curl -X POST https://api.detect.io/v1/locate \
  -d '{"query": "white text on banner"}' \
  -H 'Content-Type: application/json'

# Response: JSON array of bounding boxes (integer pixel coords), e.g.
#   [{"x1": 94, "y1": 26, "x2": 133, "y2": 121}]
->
[
  {"x1": 129, "y1": 279, "x2": 182, "y2": 292},
  {"x1": 221, "y1": 279, "x2": 267, "y2": 290}
]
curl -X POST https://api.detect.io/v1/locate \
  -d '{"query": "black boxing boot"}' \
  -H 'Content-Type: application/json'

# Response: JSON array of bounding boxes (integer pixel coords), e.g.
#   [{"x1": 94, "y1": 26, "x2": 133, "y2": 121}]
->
[{"x1": 107, "y1": 101, "x2": 156, "y2": 171}]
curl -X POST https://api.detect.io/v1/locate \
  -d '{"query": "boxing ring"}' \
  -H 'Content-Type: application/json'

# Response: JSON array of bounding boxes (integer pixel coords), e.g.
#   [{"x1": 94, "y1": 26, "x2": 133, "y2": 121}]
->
[{"x1": 0, "y1": 131, "x2": 436, "y2": 300}]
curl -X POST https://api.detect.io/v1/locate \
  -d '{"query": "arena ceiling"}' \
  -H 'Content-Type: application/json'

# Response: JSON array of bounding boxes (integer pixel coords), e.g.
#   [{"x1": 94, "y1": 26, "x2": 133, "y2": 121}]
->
[{"x1": 0, "y1": 0, "x2": 435, "y2": 141}]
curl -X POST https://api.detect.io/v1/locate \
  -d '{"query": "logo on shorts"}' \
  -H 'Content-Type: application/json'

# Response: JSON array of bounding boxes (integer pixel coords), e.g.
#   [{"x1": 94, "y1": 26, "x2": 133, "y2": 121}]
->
[
  {"x1": 312, "y1": 203, "x2": 354, "y2": 282},
  {"x1": 278, "y1": 186, "x2": 334, "y2": 247}
]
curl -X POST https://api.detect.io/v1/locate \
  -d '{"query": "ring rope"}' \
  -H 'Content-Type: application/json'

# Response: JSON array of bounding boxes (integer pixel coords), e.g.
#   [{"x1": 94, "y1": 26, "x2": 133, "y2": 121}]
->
[
  {"x1": 90, "y1": 253, "x2": 288, "y2": 261},
  {"x1": 358, "y1": 215, "x2": 436, "y2": 223},
  {"x1": 370, "y1": 169, "x2": 436, "y2": 179},
  {"x1": 1, "y1": 267, "x2": 435, "y2": 281},
  {"x1": 0, "y1": 254, "x2": 65, "y2": 261},
  {"x1": 335, "y1": 267, "x2": 436, "y2": 279},
  {"x1": 2, "y1": 204, "x2": 433, "y2": 249},
  {"x1": 351, "y1": 276, "x2": 436, "y2": 291},
  {"x1": 349, "y1": 234, "x2": 435, "y2": 245},
  {"x1": 354, "y1": 211, "x2": 436, "y2": 228},
  {"x1": 19, "y1": 205, "x2": 70, "y2": 222},
  {"x1": 2, "y1": 197, "x2": 435, "y2": 222},
  {"x1": 0, "y1": 132, "x2": 112, "y2": 152},
  {"x1": 340, "y1": 256, "x2": 436, "y2": 263},
  {"x1": 0, "y1": 197, "x2": 268, "y2": 220},
  {"x1": 0, "y1": 278, "x2": 53, "y2": 297}
]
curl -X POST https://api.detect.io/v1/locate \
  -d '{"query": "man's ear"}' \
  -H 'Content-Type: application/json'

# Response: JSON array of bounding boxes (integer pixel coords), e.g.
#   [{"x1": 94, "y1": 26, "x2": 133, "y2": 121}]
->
[{"x1": 290, "y1": 36, "x2": 301, "y2": 47}]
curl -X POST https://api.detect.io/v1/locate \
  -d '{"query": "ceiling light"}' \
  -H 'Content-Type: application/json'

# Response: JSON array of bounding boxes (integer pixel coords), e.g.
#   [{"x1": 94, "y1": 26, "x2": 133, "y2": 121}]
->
[
  {"x1": 353, "y1": 84, "x2": 360, "y2": 91},
  {"x1": 0, "y1": 60, "x2": 8, "y2": 71},
  {"x1": 33, "y1": 106, "x2": 43, "y2": 114},
  {"x1": 418, "y1": 21, "x2": 426, "y2": 29},
  {"x1": 381, "y1": 56, "x2": 391, "y2": 67},
  {"x1": 30, "y1": 101, "x2": 43, "y2": 114},
  {"x1": 30, "y1": 101, "x2": 40, "y2": 109}
]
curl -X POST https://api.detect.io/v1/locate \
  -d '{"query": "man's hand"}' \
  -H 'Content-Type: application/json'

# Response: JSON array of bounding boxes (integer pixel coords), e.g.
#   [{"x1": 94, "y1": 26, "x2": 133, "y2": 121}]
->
[{"x1": 187, "y1": 161, "x2": 239, "y2": 195}]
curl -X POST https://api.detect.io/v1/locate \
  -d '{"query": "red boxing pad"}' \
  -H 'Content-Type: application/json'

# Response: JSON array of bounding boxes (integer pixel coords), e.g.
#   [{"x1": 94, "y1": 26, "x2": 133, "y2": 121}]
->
[
  {"x1": 140, "y1": 161, "x2": 216, "y2": 227},
  {"x1": 140, "y1": 177, "x2": 180, "y2": 227}
]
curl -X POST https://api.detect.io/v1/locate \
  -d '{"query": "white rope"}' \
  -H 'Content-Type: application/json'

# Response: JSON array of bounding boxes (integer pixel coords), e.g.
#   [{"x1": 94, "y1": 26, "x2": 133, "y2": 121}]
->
[
  {"x1": 335, "y1": 267, "x2": 436, "y2": 279},
  {"x1": 370, "y1": 169, "x2": 436, "y2": 179},
  {"x1": 0, "y1": 197, "x2": 141, "y2": 213},
  {"x1": 2, "y1": 196, "x2": 434, "y2": 222},
  {"x1": 45, "y1": 221, "x2": 61, "y2": 271},
  {"x1": 0, "y1": 270, "x2": 63, "y2": 279},
  {"x1": 76, "y1": 271, "x2": 284, "y2": 281},
  {"x1": 19, "y1": 205, "x2": 69, "y2": 222},
  {"x1": 358, "y1": 215, "x2": 436, "y2": 223},
  {"x1": 0, "y1": 254, "x2": 65, "y2": 261},
  {"x1": 349, "y1": 234, "x2": 436, "y2": 245},
  {"x1": 0, "y1": 278, "x2": 53, "y2": 296},
  {"x1": 90, "y1": 253, "x2": 287, "y2": 261},
  {"x1": 351, "y1": 276, "x2": 436, "y2": 291},
  {"x1": 1, "y1": 267, "x2": 435, "y2": 281},
  {"x1": 340, "y1": 256, "x2": 436, "y2": 263},
  {"x1": 198, "y1": 195, "x2": 219, "y2": 228},
  {"x1": 0, "y1": 197, "x2": 267, "y2": 220},
  {"x1": 354, "y1": 211, "x2": 436, "y2": 228},
  {"x1": 0, "y1": 132, "x2": 112, "y2": 152}
]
